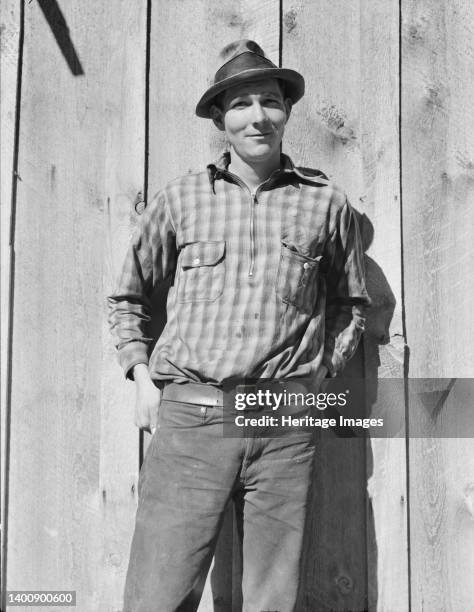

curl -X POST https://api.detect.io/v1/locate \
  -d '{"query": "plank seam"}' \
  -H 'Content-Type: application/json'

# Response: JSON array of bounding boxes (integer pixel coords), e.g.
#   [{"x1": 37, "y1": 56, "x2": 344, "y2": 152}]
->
[
  {"x1": 399, "y1": 0, "x2": 412, "y2": 609},
  {"x1": 143, "y1": 0, "x2": 151, "y2": 212},
  {"x1": 1, "y1": 0, "x2": 25, "y2": 608},
  {"x1": 278, "y1": 0, "x2": 283, "y2": 68},
  {"x1": 138, "y1": 0, "x2": 153, "y2": 469}
]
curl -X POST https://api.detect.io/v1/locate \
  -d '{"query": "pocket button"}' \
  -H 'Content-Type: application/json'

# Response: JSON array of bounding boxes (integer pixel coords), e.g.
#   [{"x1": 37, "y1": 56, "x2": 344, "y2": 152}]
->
[{"x1": 178, "y1": 240, "x2": 226, "y2": 302}]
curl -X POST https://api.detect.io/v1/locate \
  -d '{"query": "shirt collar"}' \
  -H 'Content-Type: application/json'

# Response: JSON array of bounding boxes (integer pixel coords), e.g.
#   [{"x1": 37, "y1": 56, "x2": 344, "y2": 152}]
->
[{"x1": 207, "y1": 151, "x2": 301, "y2": 191}]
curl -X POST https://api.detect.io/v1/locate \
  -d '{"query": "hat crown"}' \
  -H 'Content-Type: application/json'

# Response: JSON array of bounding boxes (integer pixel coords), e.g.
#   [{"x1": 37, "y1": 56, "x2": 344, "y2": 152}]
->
[
  {"x1": 213, "y1": 39, "x2": 276, "y2": 86},
  {"x1": 218, "y1": 39, "x2": 266, "y2": 64}
]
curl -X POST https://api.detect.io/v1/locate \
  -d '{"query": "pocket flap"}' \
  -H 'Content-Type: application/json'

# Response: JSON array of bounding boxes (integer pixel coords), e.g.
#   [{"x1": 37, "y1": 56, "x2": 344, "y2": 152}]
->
[
  {"x1": 181, "y1": 241, "x2": 225, "y2": 268},
  {"x1": 281, "y1": 241, "x2": 322, "y2": 267}
]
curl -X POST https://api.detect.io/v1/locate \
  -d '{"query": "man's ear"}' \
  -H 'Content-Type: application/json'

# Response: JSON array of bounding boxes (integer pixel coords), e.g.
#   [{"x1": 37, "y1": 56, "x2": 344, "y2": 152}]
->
[
  {"x1": 210, "y1": 104, "x2": 225, "y2": 131},
  {"x1": 284, "y1": 98, "x2": 293, "y2": 122}
]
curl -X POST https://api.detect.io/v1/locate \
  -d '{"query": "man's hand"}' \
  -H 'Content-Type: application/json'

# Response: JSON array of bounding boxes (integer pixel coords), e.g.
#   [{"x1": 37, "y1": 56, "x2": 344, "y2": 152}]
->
[
  {"x1": 314, "y1": 364, "x2": 329, "y2": 390},
  {"x1": 133, "y1": 363, "x2": 161, "y2": 434}
]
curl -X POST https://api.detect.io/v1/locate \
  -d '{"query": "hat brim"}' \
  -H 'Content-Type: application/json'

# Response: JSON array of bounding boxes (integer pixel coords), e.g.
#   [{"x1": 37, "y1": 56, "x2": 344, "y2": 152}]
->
[{"x1": 195, "y1": 67, "x2": 305, "y2": 118}]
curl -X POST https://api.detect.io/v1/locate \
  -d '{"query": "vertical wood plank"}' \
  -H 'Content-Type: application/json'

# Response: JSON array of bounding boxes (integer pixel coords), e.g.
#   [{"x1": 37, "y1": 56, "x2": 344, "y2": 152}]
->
[
  {"x1": 147, "y1": 2, "x2": 279, "y2": 610},
  {"x1": 6, "y1": 2, "x2": 146, "y2": 610},
  {"x1": 358, "y1": 3, "x2": 409, "y2": 611},
  {"x1": 0, "y1": 0, "x2": 20, "y2": 387},
  {"x1": 8, "y1": 2, "x2": 104, "y2": 605},
  {"x1": 100, "y1": 2, "x2": 146, "y2": 608},
  {"x1": 282, "y1": 1, "x2": 407, "y2": 610},
  {"x1": 402, "y1": 1, "x2": 474, "y2": 610},
  {"x1": 282, "y1": 0, "x2": 363, "y2": 201},
  {"x1": 0, "y1": 0, "x2": 21, "y2": 593},
  {"x1": 403, "y1": 0, "x2": 474, "y2": 380}
]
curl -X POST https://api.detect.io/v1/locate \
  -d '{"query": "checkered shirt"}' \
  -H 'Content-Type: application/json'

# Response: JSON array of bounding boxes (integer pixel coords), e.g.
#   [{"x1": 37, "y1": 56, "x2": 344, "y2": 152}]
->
[{"x1": 107, "y1": 152, "x2": 371, "y2": 384}]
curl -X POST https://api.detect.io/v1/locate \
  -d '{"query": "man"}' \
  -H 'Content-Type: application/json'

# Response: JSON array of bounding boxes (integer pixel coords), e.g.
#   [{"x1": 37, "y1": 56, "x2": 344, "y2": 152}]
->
[{"x1": 108, "y1": 40, "x2": 370, "y2": 612}]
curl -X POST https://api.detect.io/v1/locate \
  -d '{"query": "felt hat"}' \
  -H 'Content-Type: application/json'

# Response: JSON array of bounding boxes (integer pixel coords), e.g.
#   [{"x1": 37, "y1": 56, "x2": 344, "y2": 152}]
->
[{"x1": 195, "y1": 39, "x2": 305, "y2": 118}]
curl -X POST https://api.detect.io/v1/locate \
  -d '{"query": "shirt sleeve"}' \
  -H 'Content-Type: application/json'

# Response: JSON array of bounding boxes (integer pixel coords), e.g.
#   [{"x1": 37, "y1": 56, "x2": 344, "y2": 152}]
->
[
  {"x1": 107, "y1": 191, "x2": 177, "y2": 380},
  {"x1": 322, "y1": 198, "x2": 371, "y2": 377}
]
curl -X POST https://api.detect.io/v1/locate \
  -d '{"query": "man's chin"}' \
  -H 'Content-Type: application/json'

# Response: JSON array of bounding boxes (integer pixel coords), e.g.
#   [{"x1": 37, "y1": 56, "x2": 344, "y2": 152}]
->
[{"x1": 239, "y1": 145, "x2": 280, "y2": 164}]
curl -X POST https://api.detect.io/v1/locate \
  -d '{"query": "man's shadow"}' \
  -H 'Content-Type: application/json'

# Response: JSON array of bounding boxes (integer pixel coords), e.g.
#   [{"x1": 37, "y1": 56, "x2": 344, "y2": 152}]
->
[
  {"x1": 145, "y1": 212, "x2": 396, "y2": 612},
  {"x1": 293, "y1": 213, "x2": 397, "y2": 612}
]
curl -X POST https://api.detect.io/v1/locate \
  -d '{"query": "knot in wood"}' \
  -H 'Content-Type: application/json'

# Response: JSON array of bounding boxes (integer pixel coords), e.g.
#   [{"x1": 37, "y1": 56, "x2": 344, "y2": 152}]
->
[{"x1": 336, "y1": 573, "x2": 354, "y2": 594}]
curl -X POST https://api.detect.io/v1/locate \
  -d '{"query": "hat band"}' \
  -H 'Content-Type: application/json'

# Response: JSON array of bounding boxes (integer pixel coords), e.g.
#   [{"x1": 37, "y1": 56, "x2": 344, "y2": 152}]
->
[{"x1": 214, "y1": 51, "x2": 278, "y2": 84}]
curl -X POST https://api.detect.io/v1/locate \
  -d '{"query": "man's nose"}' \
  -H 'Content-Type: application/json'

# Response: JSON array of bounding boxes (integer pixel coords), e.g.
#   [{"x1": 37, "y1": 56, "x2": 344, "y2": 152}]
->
[{"x1": 250, "y1": 101, "x2": 269, "y2": 124}]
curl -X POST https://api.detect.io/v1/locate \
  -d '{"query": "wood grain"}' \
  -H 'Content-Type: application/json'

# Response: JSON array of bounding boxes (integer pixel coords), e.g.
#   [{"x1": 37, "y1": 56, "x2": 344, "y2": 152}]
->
[
  {"x1": 0, "y1": 0, "x2": 20, "y2": 326},
  {"x1": 1, "y1": 0, "x2": 21, "y2": 576},
  {"x1": 403, "y1": 1, "x2": 474, "y2": 609},
  {"x1": 282, "y1": 1, "x2": 407, "y2": 609},
  {"x1": 357, "y1": 2, "x2": 409, "y2": 609},
  {"x1": 99, "y1": 2, "x2": 146, "y2": 608},
  {"x1": 6, "y1": 2, "x2": 145, "y2": 610},
  {"x1": 403, "y1": 0, "x2": 474, "y2": 380},
  {"x1": 407, "y1": 380, "x2": 474, "y2": 611}
]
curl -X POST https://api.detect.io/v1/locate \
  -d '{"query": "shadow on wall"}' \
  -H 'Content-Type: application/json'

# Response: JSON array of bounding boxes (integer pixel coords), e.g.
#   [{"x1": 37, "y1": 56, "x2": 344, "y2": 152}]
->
[
  {"x1": 37, "y1": 0, "x2": 84, "y2": 76},
  {"x1": 293, "y1": 212, "x2": 396, "y2": 612}
]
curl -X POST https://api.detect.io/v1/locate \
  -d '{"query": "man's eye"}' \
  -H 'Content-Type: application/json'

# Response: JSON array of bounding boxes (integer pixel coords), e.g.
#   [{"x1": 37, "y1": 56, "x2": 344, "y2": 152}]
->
[
  {"x1": 231, "y1": 100, "x2": 248, "y2": 108},
  {"x1": 264, "y1": 98, "x2": 281, "y2": 106}
]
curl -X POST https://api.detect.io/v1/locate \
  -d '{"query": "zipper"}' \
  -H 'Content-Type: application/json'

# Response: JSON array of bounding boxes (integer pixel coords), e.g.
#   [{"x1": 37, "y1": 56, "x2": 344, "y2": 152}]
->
[
  {"x1": 248, "y1": 190, "x2": 257, "y2": 277},
  {"x1": 220, "y1": 169, "x2": 264, "y2": 277}
]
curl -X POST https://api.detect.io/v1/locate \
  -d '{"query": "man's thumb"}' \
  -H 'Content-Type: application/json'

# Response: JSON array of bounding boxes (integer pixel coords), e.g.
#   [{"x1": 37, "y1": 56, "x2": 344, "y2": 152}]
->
[{"x1": 149, "y1": 406, "x2": 159, "y2": 435}]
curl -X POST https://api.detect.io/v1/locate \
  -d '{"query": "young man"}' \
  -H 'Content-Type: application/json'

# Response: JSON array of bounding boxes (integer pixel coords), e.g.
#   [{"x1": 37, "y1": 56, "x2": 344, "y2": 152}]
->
[{"x1": 109, "y1": 40, "x2": 370, "y2": 612}]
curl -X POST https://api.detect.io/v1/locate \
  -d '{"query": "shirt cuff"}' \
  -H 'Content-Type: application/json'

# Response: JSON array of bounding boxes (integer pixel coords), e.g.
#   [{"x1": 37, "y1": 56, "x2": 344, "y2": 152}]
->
[{"x1": 118, "y1": 341, "x2": 150, "y2": 380}]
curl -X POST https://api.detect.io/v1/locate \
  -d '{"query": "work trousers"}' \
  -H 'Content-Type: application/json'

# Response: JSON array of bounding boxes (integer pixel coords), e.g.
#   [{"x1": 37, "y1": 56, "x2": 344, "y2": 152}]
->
[{"x1": 123, "y1": 390, "x2": 316, "y2": 612}]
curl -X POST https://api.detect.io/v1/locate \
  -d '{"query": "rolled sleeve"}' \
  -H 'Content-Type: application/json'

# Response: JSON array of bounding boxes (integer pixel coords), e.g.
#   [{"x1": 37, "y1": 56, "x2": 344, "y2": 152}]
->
[
  {"x1": 323, "y1": 199, "x2": 371, "y2": 377},
  {"x1": 107, "y1": 191, "x2": 177, "y2": 380}
]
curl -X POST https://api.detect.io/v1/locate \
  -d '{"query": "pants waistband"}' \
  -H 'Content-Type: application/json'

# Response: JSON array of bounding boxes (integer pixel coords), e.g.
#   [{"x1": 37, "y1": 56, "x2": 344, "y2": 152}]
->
[
  {"x1": 162, "y1": 382, "x2": 224, "y2": 406},
  {"x1": 161, "y1": 380, "x2": 311, "y2": 410}
]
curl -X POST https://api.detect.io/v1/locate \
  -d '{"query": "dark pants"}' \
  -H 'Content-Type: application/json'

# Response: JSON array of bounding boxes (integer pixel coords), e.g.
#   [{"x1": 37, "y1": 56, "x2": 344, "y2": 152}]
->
[{"x1": 123, "y1": 391, "x2": 316, "y2": 612}]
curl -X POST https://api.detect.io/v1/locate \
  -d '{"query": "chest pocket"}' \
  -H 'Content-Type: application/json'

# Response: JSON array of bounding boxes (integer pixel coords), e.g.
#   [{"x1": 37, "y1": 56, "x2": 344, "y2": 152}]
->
[
  {"x1": 276, "y1": 242, "x2": 322, "y2": 313},
  {"x1": 177, "y1": 241, "x2": 226, "y2": 303}
]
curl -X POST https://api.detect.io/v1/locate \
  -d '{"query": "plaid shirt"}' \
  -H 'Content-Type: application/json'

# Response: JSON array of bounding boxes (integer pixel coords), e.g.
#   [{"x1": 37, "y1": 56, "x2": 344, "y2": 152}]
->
[{"x1": 108, "y1": 152, "x2": 370, "y2": 384}]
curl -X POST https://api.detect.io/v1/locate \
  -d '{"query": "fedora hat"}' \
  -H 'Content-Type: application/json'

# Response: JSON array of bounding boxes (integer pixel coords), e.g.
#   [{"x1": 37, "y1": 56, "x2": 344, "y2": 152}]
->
[{"x1": 195, "y1": 39, "x2": 305, "y2": 118}]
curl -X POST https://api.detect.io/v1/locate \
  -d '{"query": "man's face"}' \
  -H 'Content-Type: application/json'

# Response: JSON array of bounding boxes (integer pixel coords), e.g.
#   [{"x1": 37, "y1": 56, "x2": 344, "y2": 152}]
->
[{"x1": 214, "y1": 78, "x2": 291, "y2": 164}]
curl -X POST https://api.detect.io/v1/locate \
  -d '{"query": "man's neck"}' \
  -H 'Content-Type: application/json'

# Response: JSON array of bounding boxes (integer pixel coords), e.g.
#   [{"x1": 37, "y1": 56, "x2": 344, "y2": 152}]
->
[{"x1": 227, "y1": 148, "x2": 282, "y2": 192}]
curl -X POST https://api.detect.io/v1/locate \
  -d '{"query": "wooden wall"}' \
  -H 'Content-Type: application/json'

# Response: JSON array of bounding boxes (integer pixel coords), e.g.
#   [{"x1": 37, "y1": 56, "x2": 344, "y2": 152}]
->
[
  {"x1": 1, "y1": 0, "x2": 21, "y2": 601},
  {"x1": 2, "y1": 1, "x2": 145, "y2": 610},
  {"x1": 1, "y1": 1, "x2": 473, "y2": 611},
  {"x1": 403, "y1": 1, "x2": 474, "y2": 610}
]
